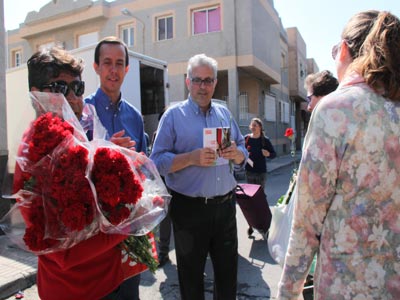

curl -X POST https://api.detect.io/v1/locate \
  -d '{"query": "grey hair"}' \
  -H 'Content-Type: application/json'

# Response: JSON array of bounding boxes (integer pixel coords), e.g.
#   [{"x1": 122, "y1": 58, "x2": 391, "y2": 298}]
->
[{"x1": 186, "y1": 54, "x2": 218, "y2": 79}]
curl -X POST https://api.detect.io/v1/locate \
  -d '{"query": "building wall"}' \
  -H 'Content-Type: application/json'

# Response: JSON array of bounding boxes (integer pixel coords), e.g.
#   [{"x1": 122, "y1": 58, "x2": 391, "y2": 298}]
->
[
  {"x1": 0, "y1": 0, "x2": 7, "y2": 158},
  {"x1": 286, "y1": 27, "x2": 309, "y2": 149},
  {"x1": 307, "y1": 58, "x2": 319, "y2": 75},
  {"x1": 1, "y1": 0, "x2": 11, "y2": 221},
  {"x1": 287, "y1": 27, "x2": 307, "y2": 99},
  {"x1": 249, "y1": 0, "x2": 281, "y2": 72},
  {"x1": 5, "y1": 0, "x2": 313, "y2": 156}
]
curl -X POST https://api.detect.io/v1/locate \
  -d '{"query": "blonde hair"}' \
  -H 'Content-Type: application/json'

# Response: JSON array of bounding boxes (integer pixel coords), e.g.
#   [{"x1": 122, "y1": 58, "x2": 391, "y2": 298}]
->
[{"x1": 342, "y1": 10, "x2": 400, "y2": 101}]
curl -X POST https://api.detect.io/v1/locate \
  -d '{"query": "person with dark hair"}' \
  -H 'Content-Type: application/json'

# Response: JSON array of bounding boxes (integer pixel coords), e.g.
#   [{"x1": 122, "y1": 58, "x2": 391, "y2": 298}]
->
[
  {"x1": 85, "y1": 36, "x2": 146, "y2": 152},
  {"x1": 278, "y1": 10, "x2": 400, "y2": 299},
  {"x1": 17, "y1": 46, "x2": 132, "y2": 300},
  {"x1": 151, "y1": 53, "x2": 247, "y2": 300},
  {"x1": 244, "y1": 117, "x2": 276, "y2": 187},
  {"x1": 84, "y1": 36, "x2": 146, "y2": 300},
  {"x1": 304, "y1": 70, "x2": 339, "y2": 112},
  {"x1": 27, "y1": 47, "x2": 85, "y2": 119}
]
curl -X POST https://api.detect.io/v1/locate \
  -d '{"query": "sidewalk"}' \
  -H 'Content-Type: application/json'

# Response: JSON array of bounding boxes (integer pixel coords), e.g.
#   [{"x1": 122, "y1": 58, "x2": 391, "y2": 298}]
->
[
  {"x1": 267, "y1": 151, "x2": 300, "y2": 173},
  {"x1": 0, "y1": 236, "x2": 37, "y2": 299},
  {"x1": 0, "y1": 152, "x2": 301, "y2": 300}
]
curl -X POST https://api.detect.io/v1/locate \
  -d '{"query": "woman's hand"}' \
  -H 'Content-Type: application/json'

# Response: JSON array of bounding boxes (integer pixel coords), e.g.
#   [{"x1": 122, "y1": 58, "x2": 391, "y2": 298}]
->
[{"x1": 262, "y1": 149, "x2": 270, "y2": 157}]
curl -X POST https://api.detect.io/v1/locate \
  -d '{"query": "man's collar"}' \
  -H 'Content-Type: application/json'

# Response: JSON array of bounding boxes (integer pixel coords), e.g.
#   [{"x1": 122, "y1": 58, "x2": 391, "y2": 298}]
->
[
  {"x1": 188, "y1": 96, "x2": 213, "y2": 115},
  {"x1": 96, "y1": 88, "x2": 122, "y2": 108}
]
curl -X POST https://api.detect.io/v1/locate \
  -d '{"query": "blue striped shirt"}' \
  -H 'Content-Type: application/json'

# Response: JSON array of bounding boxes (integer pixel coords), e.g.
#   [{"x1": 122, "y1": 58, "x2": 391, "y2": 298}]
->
[
  {"x1": 150, "y1": 97, "x2": 247, "y2": 198},
  {"x1": 84, "y1": 88, "x2": 146, "y2": 153}
]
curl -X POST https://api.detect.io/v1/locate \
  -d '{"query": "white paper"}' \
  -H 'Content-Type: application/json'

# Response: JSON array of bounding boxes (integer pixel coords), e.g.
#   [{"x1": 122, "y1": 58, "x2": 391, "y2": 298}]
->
[
  {"x1": 247, "y1": 158, "x2": 254, "y2": 168},
  {"x1": 203, "y1": 127, "x2": 230, "y2": 166}
]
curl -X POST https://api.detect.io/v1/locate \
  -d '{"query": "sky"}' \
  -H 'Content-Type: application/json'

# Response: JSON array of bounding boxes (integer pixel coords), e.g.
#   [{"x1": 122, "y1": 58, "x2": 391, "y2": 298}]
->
[
  {"x1": 4, "y1": 0, "x2": 400, "y2": 77},
  {"x1": 274, "y1": 0, "x2": 400, "y2": 75}
]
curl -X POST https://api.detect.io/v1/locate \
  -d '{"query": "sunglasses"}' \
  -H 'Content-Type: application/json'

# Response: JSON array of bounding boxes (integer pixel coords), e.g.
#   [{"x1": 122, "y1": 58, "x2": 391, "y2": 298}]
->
[
  {"x1": 332, "y1": 40, "x2": 349, "y2": 60},
  {"x1": 332, "y1": 43, "x2": 340, "y2": 60},
  {"x1": 306, "y1": 94, "x2": 313, "y2": 103},
  {"x1": 41, "y1": 80, "x2": 85, "y2": 97},
  {"x1": 190, "y1": 77, "x2": 215, "y2": 86}
]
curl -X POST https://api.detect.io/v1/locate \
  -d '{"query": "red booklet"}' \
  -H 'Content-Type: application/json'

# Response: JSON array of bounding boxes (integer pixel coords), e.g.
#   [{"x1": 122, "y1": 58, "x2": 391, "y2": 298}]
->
[{"x1": 203, "y1": 127, "x2": 231, "y2": 166}]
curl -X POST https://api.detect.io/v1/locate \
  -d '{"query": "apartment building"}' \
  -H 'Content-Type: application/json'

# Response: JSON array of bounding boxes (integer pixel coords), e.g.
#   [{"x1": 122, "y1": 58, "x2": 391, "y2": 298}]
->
[{"x1": 5, "y1": 0, "x2": 314, "y2": 155}]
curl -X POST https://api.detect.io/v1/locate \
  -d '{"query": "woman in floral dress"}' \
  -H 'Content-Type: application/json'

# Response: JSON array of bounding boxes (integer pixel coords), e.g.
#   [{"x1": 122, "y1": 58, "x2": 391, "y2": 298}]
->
[{"x1": 278, "y1": 10, "x2": 400, "y2": 299}]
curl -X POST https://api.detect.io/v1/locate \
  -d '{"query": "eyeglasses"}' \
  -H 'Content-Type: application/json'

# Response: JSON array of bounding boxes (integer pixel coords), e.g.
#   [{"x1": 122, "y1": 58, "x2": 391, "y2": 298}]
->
[
  {"x1": 306, "y1": 94, "x2": 314, "y2": 103},
  {"x1": 41, "y1": 80, "x2": 85, "y2": 97},
  {"x1": 190, "y1": 77, "x2": 215, "y2": 86}
]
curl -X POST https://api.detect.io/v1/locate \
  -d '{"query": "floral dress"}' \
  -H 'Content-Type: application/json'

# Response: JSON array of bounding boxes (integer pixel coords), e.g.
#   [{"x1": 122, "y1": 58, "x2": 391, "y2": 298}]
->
[{"x1": 277, "y1": 73, "x2": 400, "y2": 299}]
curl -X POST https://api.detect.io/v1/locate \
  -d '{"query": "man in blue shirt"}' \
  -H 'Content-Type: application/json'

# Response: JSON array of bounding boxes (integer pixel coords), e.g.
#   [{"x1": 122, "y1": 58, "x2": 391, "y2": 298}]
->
[
  {"x1": 84, "y1": 36, "x2": 146, "y2": 153},
  {"x1": 83, "y1": 36, "x2": 145, "y2": 300},
  {"x1": 151, "y1": 54, "x2": 248, "y2": 300}
]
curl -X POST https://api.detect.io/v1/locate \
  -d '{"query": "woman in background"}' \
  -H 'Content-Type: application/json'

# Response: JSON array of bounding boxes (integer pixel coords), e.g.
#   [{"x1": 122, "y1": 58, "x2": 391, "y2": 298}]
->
[
  {"x1": 245, "y1": 117, "x2": 276, "y2": 186},
  {"x1": 278, "y1": 10, "x2": 400, "y2": 299}
]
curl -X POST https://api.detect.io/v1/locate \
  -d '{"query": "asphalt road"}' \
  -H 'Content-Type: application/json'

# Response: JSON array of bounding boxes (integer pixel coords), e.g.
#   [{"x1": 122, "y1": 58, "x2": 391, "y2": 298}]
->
[{"x1": 4, "y1": 164, "x2": 295, "y2": 300}]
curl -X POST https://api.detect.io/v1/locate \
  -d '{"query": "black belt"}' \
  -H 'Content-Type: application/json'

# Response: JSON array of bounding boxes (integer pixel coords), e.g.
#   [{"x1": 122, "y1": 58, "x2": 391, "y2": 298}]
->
[{"x1": 171, "y1": 190, "x2": 234, "y2": 204}]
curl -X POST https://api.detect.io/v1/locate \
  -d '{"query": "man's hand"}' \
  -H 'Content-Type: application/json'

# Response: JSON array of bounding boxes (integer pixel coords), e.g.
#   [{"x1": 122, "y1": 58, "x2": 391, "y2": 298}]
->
[
  {"x1": 190, "y1": 147, "x2": 217, "y2": 167},
  {"x1": 169, "y1": 147, "x2": 216, "y2": 173},
  {"x1": 110, "y1": 129, "x2": 136, "y2": 149},
  {"x1": 220, "y1": 141, "x2": 245, "y2": 164}
]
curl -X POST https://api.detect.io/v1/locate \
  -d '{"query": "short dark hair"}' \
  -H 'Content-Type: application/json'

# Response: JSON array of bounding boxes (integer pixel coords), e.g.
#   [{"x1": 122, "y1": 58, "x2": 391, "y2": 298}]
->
[
  {"x1": 27, "y1": 47, "x2": 84, "y2": 90},
  {"x1": 94, "y1": 36, "x2": 129, "y2": 67},
  {"x1": 305, "y1": 70, "x2": 339, "y2": 97}
]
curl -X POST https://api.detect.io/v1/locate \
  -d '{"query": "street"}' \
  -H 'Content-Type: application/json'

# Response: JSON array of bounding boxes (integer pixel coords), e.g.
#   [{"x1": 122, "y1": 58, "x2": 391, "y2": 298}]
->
[{"x1": 4, "y1": 164, "x2": 294, "y2": 300}]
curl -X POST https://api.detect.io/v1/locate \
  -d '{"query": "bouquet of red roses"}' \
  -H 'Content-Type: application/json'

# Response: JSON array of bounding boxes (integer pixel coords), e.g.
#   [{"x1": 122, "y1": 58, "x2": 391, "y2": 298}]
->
[
  {"x1": 2, "y1": 93, "x2": 98, "y2": 253},
  {"x1": 91, "y1": 140, "x2": 168, "y2": 234},
  {"x1": 89, "y1": 140, "x2": 168, "y2": 273},
  {"x1": 1, "y1": 92, "x2": 170, "y2": 271}
]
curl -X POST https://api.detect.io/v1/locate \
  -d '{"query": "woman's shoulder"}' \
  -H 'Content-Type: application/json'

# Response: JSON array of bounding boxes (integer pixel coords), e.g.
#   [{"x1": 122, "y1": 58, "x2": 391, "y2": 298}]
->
[
  {"x1": 245, "y1": 134, "x2": 260, "y2": 141},
  {"x1": 262, "y1": 135, "x2": 271, "y2": 140}
]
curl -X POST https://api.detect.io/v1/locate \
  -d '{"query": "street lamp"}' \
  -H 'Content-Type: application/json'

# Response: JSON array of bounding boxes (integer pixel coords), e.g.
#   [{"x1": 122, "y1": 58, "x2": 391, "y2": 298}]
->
[{"x1": 121, "y1": 8, "x2": 145, "y2": 54}]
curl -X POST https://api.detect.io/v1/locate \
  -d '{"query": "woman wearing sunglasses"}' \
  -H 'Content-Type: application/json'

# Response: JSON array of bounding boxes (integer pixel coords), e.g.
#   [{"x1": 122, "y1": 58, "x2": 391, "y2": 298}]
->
[{"x1": 278, "y1": 10, "x2": 400, "y2": 299}]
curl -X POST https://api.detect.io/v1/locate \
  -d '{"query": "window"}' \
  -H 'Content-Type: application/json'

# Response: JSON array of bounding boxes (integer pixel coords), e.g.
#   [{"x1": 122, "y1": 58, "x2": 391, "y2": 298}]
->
[
  {"x1": 120, "y1": 25, "x2": 134, "y2": 47},
  {"x1": 281, "y1": 101, "x2": 289, "y2": 123},
  {"x1": 281, "y1": 53, "x2": 286, "y2": 68},
  {"x1": 192, "y1": 6, "x2": 221, "y2": 35},
  {"x1": 157, "y1": 16, "x2": 173, "y2": 41},
  {"x1": 239, "y1": 92, "x2": 248, "y2": 120},
  {"x1": 264, "y1": 94, "x2": 276, "y2": 122},
  {"x1": 279, "y1": 101, "x2": 289, "y2": 123},
  {"x1": 12, "y1": 50, "x2": 22, "y2": 67},
  {"x1": 78, "y1": 32, "x2": 98, "y2": 48}
]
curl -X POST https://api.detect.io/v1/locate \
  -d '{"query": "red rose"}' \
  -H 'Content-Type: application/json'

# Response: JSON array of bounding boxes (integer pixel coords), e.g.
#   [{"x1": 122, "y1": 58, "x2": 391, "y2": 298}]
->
[
  {"x1": 284, "y1": 128, "x2": 294, "y2": 139},
  {"x1": 152, "y1": 195, "x2": 164, "y2": 206},
  {"x1": 92, "y1": 147, "x2": 144, "y2": 226}
]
